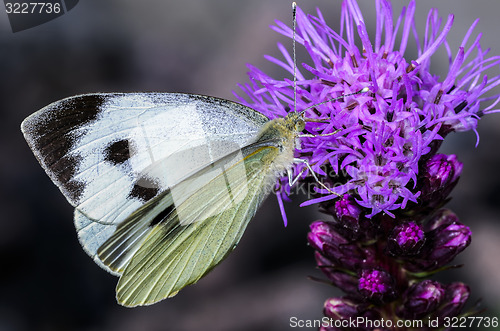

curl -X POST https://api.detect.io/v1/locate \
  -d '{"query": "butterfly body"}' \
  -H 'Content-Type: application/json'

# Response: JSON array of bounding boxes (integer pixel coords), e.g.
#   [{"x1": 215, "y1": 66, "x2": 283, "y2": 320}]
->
[
  {"x1": 250, "y1": 111, "x2": 304, "y2": 172},
  {"x1": 21, "y1": 93, "x2": 305, "y2": 306}
]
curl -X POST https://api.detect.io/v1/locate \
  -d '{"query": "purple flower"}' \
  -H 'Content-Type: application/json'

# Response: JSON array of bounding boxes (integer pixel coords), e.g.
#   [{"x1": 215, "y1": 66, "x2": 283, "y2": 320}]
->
[
  {"x1": 236, "y1": 0, "x2": 500, "y2": 217},
  {"x1": 237, "y1": 0, "x2": 499, "y2": 325}
]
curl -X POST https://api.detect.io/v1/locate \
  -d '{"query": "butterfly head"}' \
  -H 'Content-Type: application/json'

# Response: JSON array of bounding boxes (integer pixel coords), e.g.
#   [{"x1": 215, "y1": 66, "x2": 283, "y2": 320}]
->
[{"x1": 284, "y1": 111, "x2": 306, "y2": 134}]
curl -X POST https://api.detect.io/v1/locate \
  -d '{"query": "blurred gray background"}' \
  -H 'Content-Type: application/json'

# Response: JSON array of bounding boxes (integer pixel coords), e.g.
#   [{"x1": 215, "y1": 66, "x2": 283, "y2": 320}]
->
[{"x1": 1, "y1": 1, "x2": 499, "y2": 330}]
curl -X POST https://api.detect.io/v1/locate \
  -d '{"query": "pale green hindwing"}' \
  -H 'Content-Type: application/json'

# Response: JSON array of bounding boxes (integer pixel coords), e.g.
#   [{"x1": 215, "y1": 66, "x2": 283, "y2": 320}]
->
[{"x1": 100, "y1": 142, "x2": 282, "y2": 307}]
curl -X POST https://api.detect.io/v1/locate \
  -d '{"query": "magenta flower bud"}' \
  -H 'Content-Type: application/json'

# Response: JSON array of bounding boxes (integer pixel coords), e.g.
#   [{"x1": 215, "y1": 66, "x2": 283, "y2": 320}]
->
[
  {"x1": 308, "y1": 221, "x2": 374, "y2": 271},
  {"x1": 405, "y1": 211, "x2": 471, "y2": 272},
  {"x1": 426, "y1": 154, "x2": 462, "y2": 187},
  {"x1": 358, "y1": 269, "x2": 396, "y2": 303},
  {"x1": 333, "y1": 194, "x2": 362, "y2": 223},
  {"x1": 425, "y1": 221, "x2": 471, "y2": 268},
  {"x1": 425, "y1": 209, "x2": 460, "y2": 232},
  {"x1": 421, "y1": 154, "x2": 463, "y2": 202},
  {"x1": 397, "y1": 280, "x2": 445, "y2": 319},
  {"x1": 434, "y1": 282, "x2": 470, "y2": 319},
  {"x1": 323, "y1": 297, "x2": 382, "y2": 330},
  {"x1": 323, "y1": 243, "x2": 374, "y2": 272},
  {"x1": 315, "y1": 252, "x2": 359, "y2": 296},
  {"x1": 323, "y1": 297, "x2": 359, "y2": 319},
  {"x1": 308, "y1": 221, "x2": 347, "y2": 252},
  {"x1": 387, "y1": 221, "x2": 425, "y2": 256},
  {"x1": 326, "y1": 194, "x2": 379, "y2": 241}
]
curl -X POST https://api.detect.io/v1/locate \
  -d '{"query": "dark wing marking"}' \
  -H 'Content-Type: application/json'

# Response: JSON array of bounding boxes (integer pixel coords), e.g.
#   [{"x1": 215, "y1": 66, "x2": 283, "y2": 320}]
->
[{"x1": 21, "y1": 95, "x2": 106, "y2": 203}]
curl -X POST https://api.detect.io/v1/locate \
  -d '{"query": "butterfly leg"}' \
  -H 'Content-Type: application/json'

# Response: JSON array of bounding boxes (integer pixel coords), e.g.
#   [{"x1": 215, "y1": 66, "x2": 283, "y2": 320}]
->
[
  {"x1": 290, "y1": 158, "x2": 341, "y2": 197},
  {"x1": 297, "y1": 129, "x2": 341, "y2": 138},
  {"x1": 287, "y1": 164, "x2": 307, "y2": 187}
]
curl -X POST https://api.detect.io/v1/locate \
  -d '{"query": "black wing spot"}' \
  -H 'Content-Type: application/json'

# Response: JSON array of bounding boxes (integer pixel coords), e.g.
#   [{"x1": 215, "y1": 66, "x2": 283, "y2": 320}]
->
[
  {"x1": 150, "y1": 203, "x2": 176, "y2": 227},
  {"x1": 129, "y1": 177, "x2": 160, "y2": 202},
  {"x1": 104, "y1": 139, "x2": 131, "y2": 165}
]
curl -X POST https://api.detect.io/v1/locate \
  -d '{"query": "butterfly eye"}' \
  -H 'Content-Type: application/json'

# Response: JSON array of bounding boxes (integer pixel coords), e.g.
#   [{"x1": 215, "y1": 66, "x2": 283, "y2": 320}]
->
[{"x1": 296, "y1": 119, "x2": 305, "y2": 132}]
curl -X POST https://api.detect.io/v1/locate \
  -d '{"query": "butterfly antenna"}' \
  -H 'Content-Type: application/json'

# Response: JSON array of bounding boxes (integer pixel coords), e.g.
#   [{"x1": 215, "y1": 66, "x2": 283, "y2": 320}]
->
[
  {"x1": 301, "y1": 87, "x2": 370, "y2": 120},
  {"x1": 292, "y1": 2, "x2": 297, "y2": 113}
]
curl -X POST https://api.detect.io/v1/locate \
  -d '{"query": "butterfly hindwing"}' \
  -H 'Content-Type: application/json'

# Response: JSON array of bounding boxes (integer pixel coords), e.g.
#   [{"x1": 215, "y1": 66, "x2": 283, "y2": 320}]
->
[
  {"x1": 109, "y1": 144, "x2": 280, "y2": 307},
  {"x1": 74, "y1": 209, "x2": 123, "y2": 275}
]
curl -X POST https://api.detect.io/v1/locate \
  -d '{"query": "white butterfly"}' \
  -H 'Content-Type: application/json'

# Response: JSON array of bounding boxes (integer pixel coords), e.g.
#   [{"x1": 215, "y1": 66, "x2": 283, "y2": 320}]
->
[{"x1": 21, "y1": 93, "x2": 305, "y2": 307}]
